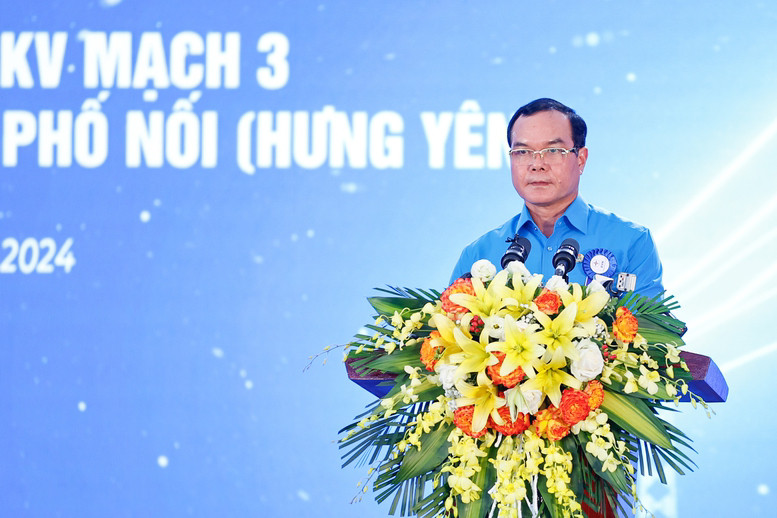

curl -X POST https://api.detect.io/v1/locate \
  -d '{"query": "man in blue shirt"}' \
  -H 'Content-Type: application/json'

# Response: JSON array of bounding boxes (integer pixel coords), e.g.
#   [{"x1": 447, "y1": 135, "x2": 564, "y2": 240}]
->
[{"x1": 450, "y1": 98, "x2": 664, "y2": 299}]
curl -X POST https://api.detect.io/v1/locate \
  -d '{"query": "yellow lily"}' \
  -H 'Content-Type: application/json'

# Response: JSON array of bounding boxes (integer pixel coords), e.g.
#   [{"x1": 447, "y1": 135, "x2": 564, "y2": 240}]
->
[
  {"x1": 532, "y1": 302, "x2": 586, "y2": 363},
  {"x1": 448, "y1": 269, "x2": 511, "y2": 318},
  {"x1": 486, "y1": 315, "x2": 544, "y2": 379},
  {"x1": 429, "y1": 313, "x2": 466, "y2": 362},
  {"x1": 521, "y1": 348, "x2": 582, "y2": 407},
  {"x1": 559, "y1": 283, "x2": 610, "y2": 333},
  {"x1": 500, "y1": 272, "x2": 543, "y2": 318},
  {"x1": 455, "y1": 370, "x2": 505, "y2": 433},
  {"x1": 448, "y1": 326, "x2": 496, "y2": 378}
]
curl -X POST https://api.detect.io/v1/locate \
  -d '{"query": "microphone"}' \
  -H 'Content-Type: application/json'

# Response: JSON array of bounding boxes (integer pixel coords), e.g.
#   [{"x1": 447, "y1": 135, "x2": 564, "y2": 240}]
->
[
  {"x1": 553, "y1": 238, "x2": 579, "y2": 280},
  {"x1": 501, "y1": 235, "x2": 531, "y2": 269}
]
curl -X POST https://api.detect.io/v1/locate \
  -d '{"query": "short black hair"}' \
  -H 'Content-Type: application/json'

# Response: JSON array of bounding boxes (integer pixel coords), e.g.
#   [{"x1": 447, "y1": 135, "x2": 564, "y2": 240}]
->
[{"x1": 506, "y1": 98, "x2": 587, "y2": 149}]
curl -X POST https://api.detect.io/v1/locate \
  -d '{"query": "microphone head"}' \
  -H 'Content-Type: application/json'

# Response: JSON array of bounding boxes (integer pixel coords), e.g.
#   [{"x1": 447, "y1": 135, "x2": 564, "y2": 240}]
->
[
  {"x1": 501, "y1": 235, "x2": 531, "y2": 269},
  {"x1": 553, "y1": 238, "x2": 579, "y2": 275},
  {"x1": 559, "y1": 238, "x2": 580, "y2": 256}
]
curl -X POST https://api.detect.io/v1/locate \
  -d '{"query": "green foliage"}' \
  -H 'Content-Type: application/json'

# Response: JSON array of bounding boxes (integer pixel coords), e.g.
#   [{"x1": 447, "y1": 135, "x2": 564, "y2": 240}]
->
[
  {"x1": 537, "y1": 475, "x2": 563, "y2": 518},
  {"x1": 371, "y1": 422, "x2": 454, "y2": 517},
  {"x1": 618, "y1": 292, "x2": 686, "y2": 336},
  {"x1": 369, "y1": 296, "x2": 428, "y2": 317},
  {"x1": 600, "y1": 390, "x2": 672, "y2": 450},
  {"x1": 364, "y1": 347, "x2": 426, "y2": 374},
  {"x1": 574, "y1": 433, "x2": 632, "y2": 495},
  {"x1": 368, "y1": 286, "x2": 439, "y2": 318},
  {"x1": 397, "y1": 423, "x2": 454, "y2": 482},
  {"x1": 338, "y1": 285, "x2": 703, "y2": 518}
]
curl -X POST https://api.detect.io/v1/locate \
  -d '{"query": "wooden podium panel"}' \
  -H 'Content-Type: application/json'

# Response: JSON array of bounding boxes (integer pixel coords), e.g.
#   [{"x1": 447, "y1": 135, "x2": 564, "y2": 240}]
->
[
  {"x1": 678, "y1": 351, "x2": 728, "y2": 402},
  {"x1": 346, "y1": 352, "x2": 729, "y2": 403},
  {"x1": 344, "y1": 357, "x2": 396, "y2": 399}
]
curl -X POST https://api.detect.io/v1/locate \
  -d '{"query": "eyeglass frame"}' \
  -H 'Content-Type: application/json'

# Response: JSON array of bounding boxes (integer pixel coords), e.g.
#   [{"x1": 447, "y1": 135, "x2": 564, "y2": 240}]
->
[{"x1": 508, "y1": 146, "x2": 579, "y2": 163}]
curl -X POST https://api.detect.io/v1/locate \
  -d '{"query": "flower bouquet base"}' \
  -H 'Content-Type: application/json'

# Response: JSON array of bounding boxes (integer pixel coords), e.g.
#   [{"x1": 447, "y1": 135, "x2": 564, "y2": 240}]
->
[{"x1": 336, "y1": 262, "x2": 727, "y2": 518}]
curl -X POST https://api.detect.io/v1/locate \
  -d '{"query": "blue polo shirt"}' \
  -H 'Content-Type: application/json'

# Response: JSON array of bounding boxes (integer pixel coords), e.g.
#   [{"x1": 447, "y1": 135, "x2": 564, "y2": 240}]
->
[{"x1": 450, "y1": 197, "x2": 664, "y2": 298}]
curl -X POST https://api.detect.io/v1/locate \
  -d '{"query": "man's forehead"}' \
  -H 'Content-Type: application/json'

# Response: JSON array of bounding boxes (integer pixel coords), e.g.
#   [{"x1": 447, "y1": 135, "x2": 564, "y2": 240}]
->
[{"x1": 510, "y1": 110, "x2": 574, "y2": 146}]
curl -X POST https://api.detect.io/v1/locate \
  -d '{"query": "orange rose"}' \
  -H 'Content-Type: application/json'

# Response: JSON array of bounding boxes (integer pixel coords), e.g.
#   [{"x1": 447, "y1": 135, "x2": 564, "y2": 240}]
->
[
  {"x1": 585, "y1": 380, "x2": 604, "y2": 411},
  {"x1": 534, "y1": 288, "x2": 563, "y2": 315},
  {"x1": 613, "y1": 306, "x2": 639, "y2": 342},
  {"x1": 420, "y1": 331, "x2": 442, "y2": 372},
  {"x1": 535, "y1": 406, "x2": 570, "y2": 441},
  {"x1": 453, "y1": 405, "x2": 488, "y2": 438},
  {"x1": 559, "y1": 388, "x2": 591, "y2": 426},
  {"x1": 440, "y1": 278, "x2": 476, "y2": 315},
  {"x1": 488, "y1": 405, "x2": 530, "y2": 436},
  {"x1": 486, "y1": 351, "x2": 525, "y2": 388}
]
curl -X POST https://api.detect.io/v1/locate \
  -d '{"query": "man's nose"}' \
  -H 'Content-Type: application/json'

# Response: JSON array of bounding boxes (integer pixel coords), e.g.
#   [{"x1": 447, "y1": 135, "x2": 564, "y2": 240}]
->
[{"x1": 529, "y1": 151, "x2": 547, "y2": 169}]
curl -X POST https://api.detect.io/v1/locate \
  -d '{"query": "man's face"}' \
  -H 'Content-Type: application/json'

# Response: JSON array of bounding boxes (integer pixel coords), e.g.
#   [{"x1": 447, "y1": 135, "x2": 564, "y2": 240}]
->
[{"x1": 509, "y1": 110, "x2": 588, "y2": 211}]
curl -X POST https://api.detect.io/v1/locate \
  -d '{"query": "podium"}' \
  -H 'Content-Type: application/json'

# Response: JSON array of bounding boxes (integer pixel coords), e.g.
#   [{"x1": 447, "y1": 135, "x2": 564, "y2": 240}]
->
[{"x1": 346, "y1": 351, "x2": 728, "y2": 402}]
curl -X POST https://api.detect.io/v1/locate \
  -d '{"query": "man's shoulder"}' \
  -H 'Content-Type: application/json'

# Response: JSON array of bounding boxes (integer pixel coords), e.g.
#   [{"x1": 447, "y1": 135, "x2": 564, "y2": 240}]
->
[
  {"x1": 451, "y1": 214, "x2": 520, "y2": 282},
  {"x1": 461, "y1": 214, "x2": 521, "y2": 251},
  {"x1": 584, "y1": 201, "x2": 653, "y2": 238}
]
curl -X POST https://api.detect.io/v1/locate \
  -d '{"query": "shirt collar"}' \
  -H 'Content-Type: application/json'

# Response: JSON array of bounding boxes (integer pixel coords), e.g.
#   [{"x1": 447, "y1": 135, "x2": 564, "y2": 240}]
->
[
  {"x1": 563, "y1": 196, "x2": 589, "y2": 233},
  {"x1": 515, "y1": 196, "x2": 590, "y2": 234}
]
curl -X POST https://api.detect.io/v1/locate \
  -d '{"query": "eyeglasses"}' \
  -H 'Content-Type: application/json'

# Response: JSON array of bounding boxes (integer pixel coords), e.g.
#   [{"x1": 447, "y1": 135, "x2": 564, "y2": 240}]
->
[{"x1": 508, "y1": 147, "x2": 578, "y2": 165}]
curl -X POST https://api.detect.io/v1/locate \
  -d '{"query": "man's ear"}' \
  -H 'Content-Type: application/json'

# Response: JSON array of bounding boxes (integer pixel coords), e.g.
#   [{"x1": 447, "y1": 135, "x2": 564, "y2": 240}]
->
[{"x1": 577, "y1": 147, "x2": 588, "y2": 174}]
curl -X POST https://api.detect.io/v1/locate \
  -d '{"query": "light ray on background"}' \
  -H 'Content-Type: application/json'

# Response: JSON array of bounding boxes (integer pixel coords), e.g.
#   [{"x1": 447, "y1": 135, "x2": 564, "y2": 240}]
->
[
  {"x1": 655, "y1": 115, "x2": 777, "y2": 244},
  {"x1": 687, "y1": 277, "x2": 777, "y2": 339},
  {"x1": 721, "y1": 341, "x2": 777, "y2": 374},
  {"x1": 675, "y1": 196, "x2": 777, "y2": 300}
]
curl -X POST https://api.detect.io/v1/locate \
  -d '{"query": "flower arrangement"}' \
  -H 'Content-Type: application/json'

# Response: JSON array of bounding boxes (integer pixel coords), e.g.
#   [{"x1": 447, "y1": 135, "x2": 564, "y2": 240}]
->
[{"x1": 339, "y1": 260, "x2": 707, "y2": 518}]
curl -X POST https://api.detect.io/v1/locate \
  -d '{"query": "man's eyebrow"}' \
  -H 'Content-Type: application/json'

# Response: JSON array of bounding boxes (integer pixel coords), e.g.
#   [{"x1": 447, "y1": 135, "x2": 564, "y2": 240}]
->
[{"x1": 511, "y1": 138, "x2": 567, "y2": 148}]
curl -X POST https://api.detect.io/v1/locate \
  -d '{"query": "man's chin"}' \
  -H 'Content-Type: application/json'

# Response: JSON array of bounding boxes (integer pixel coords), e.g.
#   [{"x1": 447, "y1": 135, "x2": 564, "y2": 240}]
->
[
  {"x1": 518, "y1": 191, "x2": 579, "y2": 210},
  {"x1": 519, "y1": 191, "x2": 557, "y2": 205}
]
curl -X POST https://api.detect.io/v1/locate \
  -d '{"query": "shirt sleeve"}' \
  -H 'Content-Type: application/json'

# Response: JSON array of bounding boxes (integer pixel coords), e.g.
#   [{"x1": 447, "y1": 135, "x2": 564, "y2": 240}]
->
[{"x1": 626, "y1": 228, "x2": 664, "y2": 299}]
